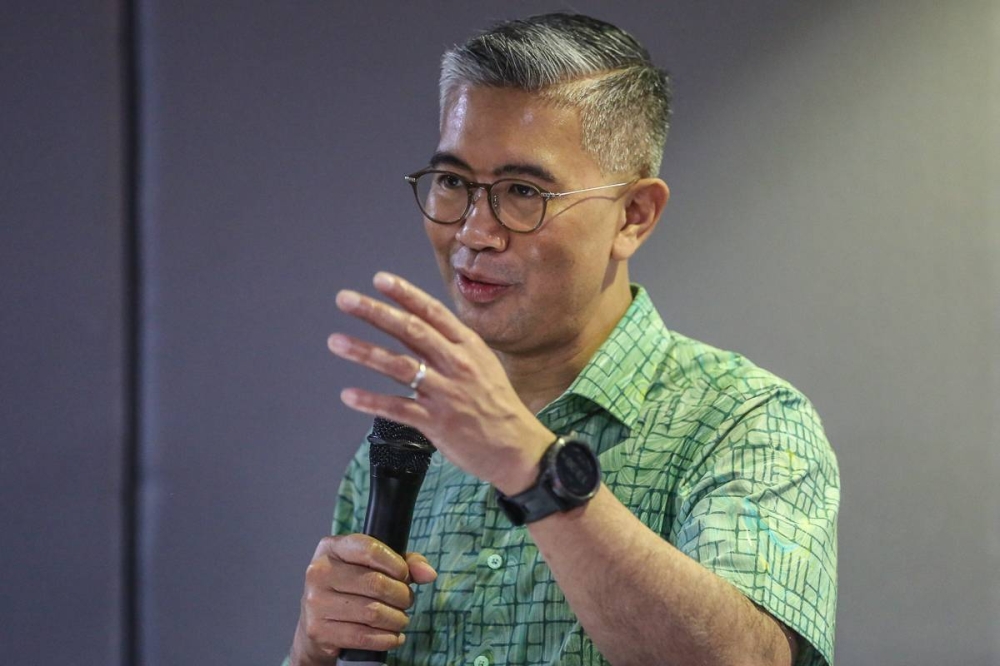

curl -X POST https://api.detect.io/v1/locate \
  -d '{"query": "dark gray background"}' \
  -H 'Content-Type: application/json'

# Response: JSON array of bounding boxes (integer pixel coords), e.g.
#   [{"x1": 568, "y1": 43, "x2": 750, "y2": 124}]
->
[{"x1": 2, "y1": 1, "x2": 997, "y2": 664}]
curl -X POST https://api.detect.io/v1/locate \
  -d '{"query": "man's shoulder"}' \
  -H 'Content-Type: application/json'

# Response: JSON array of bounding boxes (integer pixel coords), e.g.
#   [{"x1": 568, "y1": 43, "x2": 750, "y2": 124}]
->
[
  {"x1": 615, "y1": 287, "x2": 813, "y2": 421},
  {"x1": 659, "y1": 330, "x2": 797, "y2": 401}
]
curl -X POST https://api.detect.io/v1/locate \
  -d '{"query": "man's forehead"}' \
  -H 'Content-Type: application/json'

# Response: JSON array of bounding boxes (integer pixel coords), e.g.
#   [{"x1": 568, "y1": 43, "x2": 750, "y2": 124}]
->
[
  {"x1": 435, "y1": 85, "x2": 588, "y2": 183},
  {"x1": 440, "y1": 85, "x2": 563, "y2": 126}
]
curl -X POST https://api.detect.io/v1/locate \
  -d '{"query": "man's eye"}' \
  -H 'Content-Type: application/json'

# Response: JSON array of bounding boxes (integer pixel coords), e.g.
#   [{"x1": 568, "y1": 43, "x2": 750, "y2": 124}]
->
[
  {"x1": 435, "y1": 174, "x2": 465, "y2": 189},
  {"x1": 506, "y1": 182, "x2": 540, "y2": 199}
]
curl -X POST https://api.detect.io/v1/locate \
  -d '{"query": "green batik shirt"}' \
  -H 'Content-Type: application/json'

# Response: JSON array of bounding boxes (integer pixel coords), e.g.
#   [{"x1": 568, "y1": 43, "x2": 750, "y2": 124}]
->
[{"x1": 331, "y1": 285, "x2": 839, "y2": 666}]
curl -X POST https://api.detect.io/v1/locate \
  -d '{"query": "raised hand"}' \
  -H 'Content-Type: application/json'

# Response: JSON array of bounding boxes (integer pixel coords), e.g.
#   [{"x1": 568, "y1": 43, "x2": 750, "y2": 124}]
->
[{"x1": 327, "y1": 271, "x2": 553, "y2": 495}]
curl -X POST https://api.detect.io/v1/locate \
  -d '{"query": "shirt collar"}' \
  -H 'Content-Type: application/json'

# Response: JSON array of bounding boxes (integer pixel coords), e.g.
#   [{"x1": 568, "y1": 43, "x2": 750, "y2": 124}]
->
[{"x1": 538, "y1": 285, "x2": 671, "y2": 432}]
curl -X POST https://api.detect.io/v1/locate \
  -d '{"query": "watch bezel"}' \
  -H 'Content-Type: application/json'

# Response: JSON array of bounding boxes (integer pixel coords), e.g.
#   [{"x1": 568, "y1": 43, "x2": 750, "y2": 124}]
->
[
  {"x1": 548, "y1": 438, "x2": 601, "y2": 502},
  {"x1": 495, "y1": 435, "x2": 601, "y2": 526}
]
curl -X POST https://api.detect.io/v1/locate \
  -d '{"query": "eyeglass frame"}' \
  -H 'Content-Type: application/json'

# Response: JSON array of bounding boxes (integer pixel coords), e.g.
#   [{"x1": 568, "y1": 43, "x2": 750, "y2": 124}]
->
[{"x1": 403, "y1": 168, "x2": 638, "y2": 234}]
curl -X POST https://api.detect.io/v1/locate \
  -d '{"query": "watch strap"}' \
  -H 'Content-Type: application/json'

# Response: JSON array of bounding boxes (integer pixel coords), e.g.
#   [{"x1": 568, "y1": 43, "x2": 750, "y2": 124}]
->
[
  {"x1": 496, "y1": 435, "x2": 597, "y2": 526},
  {"x1": 495, "y1": 477, "x2": 567, "y2": 526}
]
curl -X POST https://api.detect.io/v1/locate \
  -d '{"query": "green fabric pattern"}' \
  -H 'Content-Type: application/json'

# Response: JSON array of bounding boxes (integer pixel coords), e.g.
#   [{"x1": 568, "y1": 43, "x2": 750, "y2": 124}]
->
[{"x1": 331, "y1": 285, "x2": 839, "y2": 666}]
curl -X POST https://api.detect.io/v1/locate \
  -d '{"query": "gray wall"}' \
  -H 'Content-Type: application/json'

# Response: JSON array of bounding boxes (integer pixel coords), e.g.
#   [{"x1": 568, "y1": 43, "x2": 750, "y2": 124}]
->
[
  {"x1": 1, "y1": 1, "x2": 127, "y2": 663},
  {"x1": 2, "y1": 1, "x2": 997, "y2": 664}
]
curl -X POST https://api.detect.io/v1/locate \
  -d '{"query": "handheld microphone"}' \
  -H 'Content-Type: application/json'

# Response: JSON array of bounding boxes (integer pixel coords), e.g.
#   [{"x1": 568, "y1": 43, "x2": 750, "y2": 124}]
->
[{"x1": 337, "y1": 417, "x2": 435, "y2": 666}]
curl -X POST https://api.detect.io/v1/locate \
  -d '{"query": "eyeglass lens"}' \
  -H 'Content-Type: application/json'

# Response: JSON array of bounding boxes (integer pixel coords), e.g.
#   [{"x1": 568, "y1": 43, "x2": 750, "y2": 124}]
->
[{"x1": 412, "y1": 171, "x2": 544, "y2": 232}]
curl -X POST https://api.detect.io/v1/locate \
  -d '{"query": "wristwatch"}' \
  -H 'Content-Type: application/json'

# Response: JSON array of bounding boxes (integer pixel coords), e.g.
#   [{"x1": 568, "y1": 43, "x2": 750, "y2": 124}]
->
[{"x1": 495, "y1": 436, "x2": 601, "y2": 526}]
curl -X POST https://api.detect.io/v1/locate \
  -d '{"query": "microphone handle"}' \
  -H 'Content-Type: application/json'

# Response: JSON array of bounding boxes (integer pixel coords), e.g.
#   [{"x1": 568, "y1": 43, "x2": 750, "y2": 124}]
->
[
  {"x1": 361, "y1": 468, "x2": 423, "y2": 553},
  {"x1": 337, "y1": 467, "x2": 425, "y2": 665}
]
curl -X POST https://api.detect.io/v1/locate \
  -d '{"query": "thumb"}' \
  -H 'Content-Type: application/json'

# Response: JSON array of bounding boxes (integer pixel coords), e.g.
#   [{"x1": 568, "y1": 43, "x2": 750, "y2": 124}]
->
[{"x1": 405, "y1": 552, "x2": 438, "y2": 585}]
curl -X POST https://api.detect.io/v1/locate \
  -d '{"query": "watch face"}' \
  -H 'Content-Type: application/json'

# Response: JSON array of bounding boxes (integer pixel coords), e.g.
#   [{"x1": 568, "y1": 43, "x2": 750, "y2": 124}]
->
[{"x1": 553, "y1": 441, "x2": 600, "y2": 499}]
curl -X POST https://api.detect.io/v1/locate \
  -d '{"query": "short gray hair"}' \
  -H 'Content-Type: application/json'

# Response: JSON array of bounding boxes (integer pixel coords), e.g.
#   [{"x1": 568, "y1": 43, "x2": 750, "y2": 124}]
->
[{"x1": 440, "y1": 13, "x2": 671, "y2": 178}]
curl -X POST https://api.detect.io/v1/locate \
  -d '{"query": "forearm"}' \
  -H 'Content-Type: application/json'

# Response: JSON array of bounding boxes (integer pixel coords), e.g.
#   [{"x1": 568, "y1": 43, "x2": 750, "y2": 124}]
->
[{"x1": 527, "y1": 485, "x2": 796, "y2": 666}]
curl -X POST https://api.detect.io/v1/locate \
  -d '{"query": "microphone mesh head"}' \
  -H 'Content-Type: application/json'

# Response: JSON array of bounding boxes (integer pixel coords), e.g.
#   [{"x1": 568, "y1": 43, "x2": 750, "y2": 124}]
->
[
  {"x1": 370, "y1": 417, "x2": 433, "y2": 448},
  {"x1": 368, "y1": 417, "x2": 435, "y2": 474}
]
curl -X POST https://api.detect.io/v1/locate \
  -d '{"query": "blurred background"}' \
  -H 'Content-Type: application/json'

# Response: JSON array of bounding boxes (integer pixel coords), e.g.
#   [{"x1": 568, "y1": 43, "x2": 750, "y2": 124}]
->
[{"x1": 1, "y1": 0, "x2": 997, "y2": 664}]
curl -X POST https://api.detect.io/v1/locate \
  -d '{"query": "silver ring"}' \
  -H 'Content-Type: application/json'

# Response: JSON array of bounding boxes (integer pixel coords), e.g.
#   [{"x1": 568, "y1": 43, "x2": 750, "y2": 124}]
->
[{"x1": 409, "y1": 360, "x2": 427, "y2": 392}]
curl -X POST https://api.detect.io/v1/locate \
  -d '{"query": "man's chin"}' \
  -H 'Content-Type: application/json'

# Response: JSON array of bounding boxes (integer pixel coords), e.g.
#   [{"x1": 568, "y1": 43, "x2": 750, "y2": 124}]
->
[{"x1": 455, "y1": 305, "x2": 516, "y2": 347}]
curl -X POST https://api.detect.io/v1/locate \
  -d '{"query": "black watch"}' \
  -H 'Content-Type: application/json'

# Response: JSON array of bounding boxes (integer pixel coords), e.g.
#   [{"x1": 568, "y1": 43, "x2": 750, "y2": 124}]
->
[{"x1": 495, "y1": 436, "x2": 601, "y2": 526}]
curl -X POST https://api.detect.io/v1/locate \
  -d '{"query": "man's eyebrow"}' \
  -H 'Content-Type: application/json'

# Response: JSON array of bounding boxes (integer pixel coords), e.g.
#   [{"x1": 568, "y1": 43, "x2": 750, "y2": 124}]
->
[
  {"x1": 428, "y1": 152, "x2": 473, "y2": 171},
  {"x1": 427, "y1": 152, "x2": 558, "y2": 185},
  {"x1": 493, "y1": 163, "x2": 557, "y2": 184}
]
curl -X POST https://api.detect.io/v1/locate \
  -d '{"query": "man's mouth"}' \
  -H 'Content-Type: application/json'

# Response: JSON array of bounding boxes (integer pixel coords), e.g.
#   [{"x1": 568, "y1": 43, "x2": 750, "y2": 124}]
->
[{"x1": 455, "y1": 271, "x2": 512, "y2": 304}]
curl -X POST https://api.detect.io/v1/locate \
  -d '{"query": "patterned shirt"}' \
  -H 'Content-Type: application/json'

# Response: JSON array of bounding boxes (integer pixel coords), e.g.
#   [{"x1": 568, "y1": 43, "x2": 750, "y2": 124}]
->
[{"x1": 330, "y1": 286, "x2": 839, "y2": 666}]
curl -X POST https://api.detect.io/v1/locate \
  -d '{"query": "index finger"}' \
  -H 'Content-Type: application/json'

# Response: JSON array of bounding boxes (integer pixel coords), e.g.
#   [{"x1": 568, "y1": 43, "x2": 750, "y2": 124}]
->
[
  {"x1": 372, "y1": 272, "x2": 467, "y2": 345},
  {"x1": 315, "y1": 534, "x2": 410, "y2": 582}
]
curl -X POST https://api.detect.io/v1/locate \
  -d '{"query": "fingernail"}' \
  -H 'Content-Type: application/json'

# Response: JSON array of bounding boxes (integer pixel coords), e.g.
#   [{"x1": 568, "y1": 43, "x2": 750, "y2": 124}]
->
[
  {"x1": 327, "y1": 334, "x2": 348, "y2": 353},
  {"x1": 373, "y1": 272, "x2": 394, "y2": 289},
  {"x1": 336, "y1": 290, "x2": 360, "y2": 308},
  {"x1": 340, "y1": 388, "x2": 360, "y2": 407}
]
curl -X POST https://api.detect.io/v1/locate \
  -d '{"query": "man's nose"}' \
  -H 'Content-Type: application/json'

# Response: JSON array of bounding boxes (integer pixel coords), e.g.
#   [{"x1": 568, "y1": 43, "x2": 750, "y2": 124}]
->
[{"x1": 457, "y1": 186, "x2": 507, "y2": 250}]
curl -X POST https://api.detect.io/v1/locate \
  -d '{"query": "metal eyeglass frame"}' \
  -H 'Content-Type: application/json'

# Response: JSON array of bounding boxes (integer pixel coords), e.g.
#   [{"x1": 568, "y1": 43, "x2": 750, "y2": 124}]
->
[{"x1": 404, "y1": 168, "x2": 637, "y2": 234}]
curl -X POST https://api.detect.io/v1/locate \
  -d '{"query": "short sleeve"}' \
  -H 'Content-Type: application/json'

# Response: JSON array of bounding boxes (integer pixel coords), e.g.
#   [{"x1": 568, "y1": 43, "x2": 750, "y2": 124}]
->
[{"x1": 674, "y1": 388, "x2": 840, "y2": 666}]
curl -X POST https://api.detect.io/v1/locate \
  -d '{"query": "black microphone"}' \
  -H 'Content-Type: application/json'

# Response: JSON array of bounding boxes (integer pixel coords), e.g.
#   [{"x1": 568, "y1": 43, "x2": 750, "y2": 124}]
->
[{"x1": 337, "y1": 417, "x2": 435, "y2": 666}]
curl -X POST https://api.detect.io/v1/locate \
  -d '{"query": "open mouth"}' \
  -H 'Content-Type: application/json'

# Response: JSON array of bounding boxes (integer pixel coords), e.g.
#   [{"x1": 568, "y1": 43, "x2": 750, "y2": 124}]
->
[{"x1": 455, "y1": 272, "x2": 511, "y2": 303}]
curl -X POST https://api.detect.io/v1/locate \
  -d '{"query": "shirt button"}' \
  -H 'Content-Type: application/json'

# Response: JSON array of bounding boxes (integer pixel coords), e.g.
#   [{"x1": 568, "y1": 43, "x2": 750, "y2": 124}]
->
[
  {"x1": 474, "y1": 657, "x2": 490, "y2": 666},
  {"x1": 486, "y1": 553, "x2": 503, "y2": 570}
]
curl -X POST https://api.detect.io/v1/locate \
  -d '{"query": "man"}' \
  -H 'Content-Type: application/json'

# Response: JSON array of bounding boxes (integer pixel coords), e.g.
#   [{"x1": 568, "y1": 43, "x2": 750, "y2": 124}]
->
[{"x1": 289, "y1": 13, "x2": 838, "y2": 666}]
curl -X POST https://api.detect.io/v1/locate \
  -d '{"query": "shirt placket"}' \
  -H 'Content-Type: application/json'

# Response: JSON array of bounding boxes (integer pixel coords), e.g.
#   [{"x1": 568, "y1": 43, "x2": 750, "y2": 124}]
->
[{"x1": 463, "y1": 488, "x2": 518, "y2": 666}]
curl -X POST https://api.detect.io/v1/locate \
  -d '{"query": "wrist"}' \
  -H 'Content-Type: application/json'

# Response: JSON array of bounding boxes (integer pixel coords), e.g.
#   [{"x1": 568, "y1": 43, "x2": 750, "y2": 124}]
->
[
  {"x1": 495, "y1": 435, "x2": 602, "y2": 526},
  {"x1": 490, "y1": 432, "x2": 555, "y2": 496}
]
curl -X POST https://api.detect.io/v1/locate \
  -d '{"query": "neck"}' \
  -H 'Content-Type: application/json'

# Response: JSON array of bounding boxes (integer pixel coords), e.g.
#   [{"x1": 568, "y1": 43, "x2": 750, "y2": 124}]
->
[{"x1": 500, "y1": 278, "x2": 634, "y2": 414}]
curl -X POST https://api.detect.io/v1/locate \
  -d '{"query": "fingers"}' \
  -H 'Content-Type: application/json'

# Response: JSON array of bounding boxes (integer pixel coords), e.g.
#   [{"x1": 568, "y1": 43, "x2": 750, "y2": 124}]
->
[
  {"x1": 313, "y1": 558, "x2": 415, "y2": 611},
  {"x1": 306, "y1": 589, "x2": 411, "y2": 633},
  {"x1": 297, "y1": 536, "x2": 436, "y2": 659},
  {"x1": 310, "y1": 535, "x2": 415, "y2": 611},
  {"x1": 406, "y1": 552, "x2": 438, "y2": 585},
  {"x1": 334, "y1": 289, "x2": 444, "y2": 366},
  {"x1": 338, "y1": 387, "x2": 432, "y2": 428},
  {"x1": 372, "y1": 272, "x2": 467, "y2": 344},
  {"x1": 334, "y1": 273, "x2": 468, "y2": 368},
  {"x1": 298, "y1": 613, "x2": 405, "y2": 660},
  {"x1": 313, "y1": 534, "x2": 410, "y2": 583},
  {"x1": 327, "y1": 333, "x2": 427, "y2": 391}
]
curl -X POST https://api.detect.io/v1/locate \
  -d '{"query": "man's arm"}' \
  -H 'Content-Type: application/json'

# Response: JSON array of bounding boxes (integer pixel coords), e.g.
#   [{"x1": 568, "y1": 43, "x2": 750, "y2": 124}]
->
[
  {"x1": 514, "y1": 388, "x2": 838, "y2": 666},
  {"x1": 522, "y1": 484, "x2": 798, "y2": 666}
]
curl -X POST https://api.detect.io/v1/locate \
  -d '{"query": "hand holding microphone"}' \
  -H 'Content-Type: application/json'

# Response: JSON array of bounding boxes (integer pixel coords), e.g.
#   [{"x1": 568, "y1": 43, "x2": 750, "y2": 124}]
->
[{"x1": 290, "y1": 418, "x2": 437, "y2": 666}]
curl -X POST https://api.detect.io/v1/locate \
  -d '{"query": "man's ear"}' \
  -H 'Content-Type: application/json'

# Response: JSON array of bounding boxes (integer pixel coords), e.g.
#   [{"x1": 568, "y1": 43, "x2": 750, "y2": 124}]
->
[{"x1": 612, "y1": 178, "x2": 670, "y2": 261}]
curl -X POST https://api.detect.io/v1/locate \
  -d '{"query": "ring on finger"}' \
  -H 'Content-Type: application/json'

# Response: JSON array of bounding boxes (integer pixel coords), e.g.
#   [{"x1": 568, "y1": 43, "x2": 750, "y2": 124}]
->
[{"x1": 409, "y1": 360, "x2": 427, "y2": 392}]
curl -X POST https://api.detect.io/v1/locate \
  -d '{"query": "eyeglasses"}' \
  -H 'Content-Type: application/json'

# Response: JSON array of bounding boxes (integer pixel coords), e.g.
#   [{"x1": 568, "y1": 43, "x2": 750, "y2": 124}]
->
[{"x1": 404, "y1": 168, "x2": 636, "y2": 234}]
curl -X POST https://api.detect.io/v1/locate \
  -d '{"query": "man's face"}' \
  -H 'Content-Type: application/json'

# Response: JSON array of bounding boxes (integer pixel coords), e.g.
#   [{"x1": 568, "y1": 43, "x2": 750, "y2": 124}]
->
[{"x1": 425, "y1": 85, "x2": 631, "y2": 357}]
